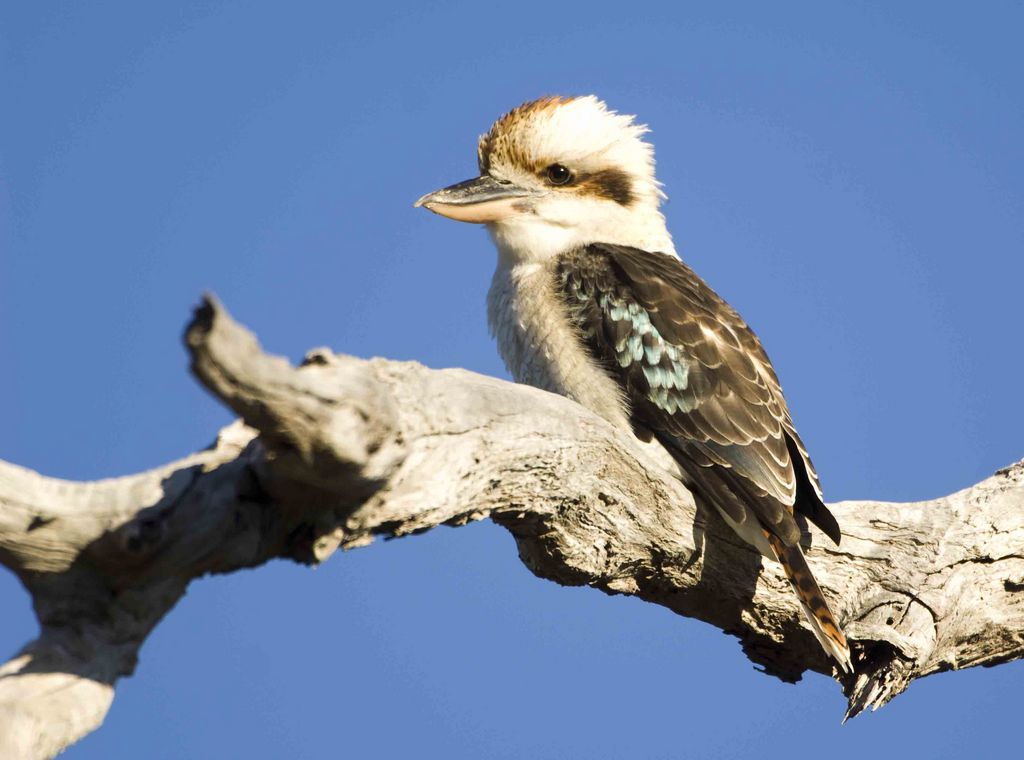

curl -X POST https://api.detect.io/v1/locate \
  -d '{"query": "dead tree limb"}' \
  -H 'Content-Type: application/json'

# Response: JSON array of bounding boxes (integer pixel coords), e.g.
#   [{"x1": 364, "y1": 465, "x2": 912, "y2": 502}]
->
[{"x1": 1, "y1": 296, "x2": 1021, "y2": 758}]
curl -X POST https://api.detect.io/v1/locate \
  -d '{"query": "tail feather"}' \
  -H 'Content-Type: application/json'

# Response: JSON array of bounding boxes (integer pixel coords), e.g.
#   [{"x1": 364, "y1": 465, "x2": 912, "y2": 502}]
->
[{"x1": 765, "y1": 532, "x2": 853, "y2": 674}]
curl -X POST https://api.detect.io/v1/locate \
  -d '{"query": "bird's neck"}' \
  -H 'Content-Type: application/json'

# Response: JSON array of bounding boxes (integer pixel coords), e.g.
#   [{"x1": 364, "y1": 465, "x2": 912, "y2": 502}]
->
[{"x1": 488, "y1": 207, "x2": 676, "y2": 267}]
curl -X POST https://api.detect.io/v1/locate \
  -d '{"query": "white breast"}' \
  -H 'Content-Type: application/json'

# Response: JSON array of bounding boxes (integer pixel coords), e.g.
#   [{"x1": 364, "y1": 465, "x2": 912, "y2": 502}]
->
[{"x1": 487, "y1": 259, "x2": 631, "y2": 430}]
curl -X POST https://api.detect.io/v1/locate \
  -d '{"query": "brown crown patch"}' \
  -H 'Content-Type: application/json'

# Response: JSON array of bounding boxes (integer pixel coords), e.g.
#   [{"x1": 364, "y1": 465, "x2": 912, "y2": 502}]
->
[{"x1": 477, "y1": 95, "x2": 577, "y2": 173}]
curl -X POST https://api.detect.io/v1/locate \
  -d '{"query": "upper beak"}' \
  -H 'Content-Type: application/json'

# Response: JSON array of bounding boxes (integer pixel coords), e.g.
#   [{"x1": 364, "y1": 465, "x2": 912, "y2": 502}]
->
[{"x1": 414, "y1": 175, "x2": 536, "y2": 223}]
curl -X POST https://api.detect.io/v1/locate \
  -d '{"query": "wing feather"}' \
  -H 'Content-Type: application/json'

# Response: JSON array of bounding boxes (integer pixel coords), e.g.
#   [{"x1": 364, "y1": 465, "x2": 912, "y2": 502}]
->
[{"x1": 557, "y1": 243, "x2": 840, "y2": 547}]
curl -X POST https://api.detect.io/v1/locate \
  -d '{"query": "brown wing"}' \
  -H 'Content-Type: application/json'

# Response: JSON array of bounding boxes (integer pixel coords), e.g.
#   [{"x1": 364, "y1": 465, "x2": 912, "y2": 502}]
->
[{"x1": 557, "y1": 243, "x2": 840, "y2": 546}]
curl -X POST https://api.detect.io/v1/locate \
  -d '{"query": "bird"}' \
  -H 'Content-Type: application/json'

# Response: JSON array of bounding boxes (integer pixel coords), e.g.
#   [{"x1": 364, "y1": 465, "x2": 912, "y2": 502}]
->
[{"x1": 415, "y1": 95, "x2": 852, "y2": 673}]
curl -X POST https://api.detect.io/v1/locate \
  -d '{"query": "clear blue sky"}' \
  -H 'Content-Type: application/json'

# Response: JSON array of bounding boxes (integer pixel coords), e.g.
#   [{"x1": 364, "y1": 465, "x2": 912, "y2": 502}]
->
[{"x1": 2, "y1": 2, "x2": 1022, "y2": 757}]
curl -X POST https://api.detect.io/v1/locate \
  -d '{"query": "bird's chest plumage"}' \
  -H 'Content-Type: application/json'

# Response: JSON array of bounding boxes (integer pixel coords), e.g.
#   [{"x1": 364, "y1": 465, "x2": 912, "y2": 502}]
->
[{"x1": 487, "y1": 260, "x2": 630, "y2": 429}]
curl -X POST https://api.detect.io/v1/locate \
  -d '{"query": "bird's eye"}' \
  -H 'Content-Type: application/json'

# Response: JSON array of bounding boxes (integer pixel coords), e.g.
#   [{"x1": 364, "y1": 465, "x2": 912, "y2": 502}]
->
[{"x1": 545, "y1": 163, "x2": 573, "y2": 186}]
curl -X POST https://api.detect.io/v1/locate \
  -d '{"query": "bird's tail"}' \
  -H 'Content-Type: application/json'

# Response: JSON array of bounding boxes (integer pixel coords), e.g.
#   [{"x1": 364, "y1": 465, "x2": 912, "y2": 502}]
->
[{"x1": 764, "y1": 531, "x2": 853, "y2": 674}]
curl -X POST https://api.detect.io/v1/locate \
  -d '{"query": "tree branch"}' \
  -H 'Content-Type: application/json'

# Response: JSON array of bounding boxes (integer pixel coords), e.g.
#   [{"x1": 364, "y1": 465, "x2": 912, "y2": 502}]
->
[{"x1": 1, "y1": 296, "x2": 1022, "y2": 757}]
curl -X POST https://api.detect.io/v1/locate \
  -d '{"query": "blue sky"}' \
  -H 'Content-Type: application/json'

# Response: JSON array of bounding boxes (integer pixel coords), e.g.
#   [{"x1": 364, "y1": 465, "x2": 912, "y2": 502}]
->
[{"x1": 1, "y1": 2, "x2": 1022, "y2": 757}]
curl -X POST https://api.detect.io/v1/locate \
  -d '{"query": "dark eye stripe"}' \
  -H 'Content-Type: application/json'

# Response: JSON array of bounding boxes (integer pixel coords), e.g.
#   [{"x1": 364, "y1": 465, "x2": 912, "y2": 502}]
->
[
  {"x1": 538, "y1": 164, "x2": 636, "y2": 206},
  {"x1": 579, "y1": 168, "x2": 635, "y2": 206}
]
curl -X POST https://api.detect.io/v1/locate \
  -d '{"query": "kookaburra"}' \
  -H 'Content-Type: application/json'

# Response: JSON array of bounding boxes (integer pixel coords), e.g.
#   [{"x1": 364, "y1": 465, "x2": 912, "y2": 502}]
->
[{"x1": 415, "y1": 95, "x2": 852, "y2": 673}]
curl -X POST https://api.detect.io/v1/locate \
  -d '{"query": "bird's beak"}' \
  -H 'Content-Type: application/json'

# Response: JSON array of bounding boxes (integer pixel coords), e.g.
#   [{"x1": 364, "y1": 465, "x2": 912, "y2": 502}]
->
[{"x1": 414, "y1": 175, "x2": 536, "y2": 223}]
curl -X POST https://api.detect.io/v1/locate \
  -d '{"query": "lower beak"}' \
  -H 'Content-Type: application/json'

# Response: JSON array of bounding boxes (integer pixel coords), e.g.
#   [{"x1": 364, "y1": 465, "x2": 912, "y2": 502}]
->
[{"x1": 414, "y1": 175, "x2": 536, "y2": 223}]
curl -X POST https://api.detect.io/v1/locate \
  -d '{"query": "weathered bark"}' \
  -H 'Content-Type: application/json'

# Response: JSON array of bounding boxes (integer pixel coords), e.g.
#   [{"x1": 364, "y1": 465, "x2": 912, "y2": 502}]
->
[{"x1": 1, "y1": 296, "x2": 1021, "y2": 758}]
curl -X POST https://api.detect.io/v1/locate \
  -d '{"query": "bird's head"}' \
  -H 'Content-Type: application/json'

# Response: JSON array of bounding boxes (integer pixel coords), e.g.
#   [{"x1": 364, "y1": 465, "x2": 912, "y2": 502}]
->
[{"x1": 416, "y1": 96, "x2": 673, "y2": 262}]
